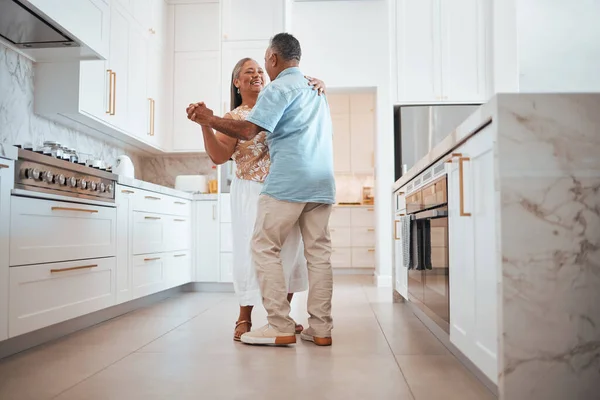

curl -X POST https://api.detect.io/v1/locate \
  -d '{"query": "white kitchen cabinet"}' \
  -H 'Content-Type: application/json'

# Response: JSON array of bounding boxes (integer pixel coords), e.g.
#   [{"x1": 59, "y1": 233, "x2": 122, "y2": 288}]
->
[
  {"x1": 166, "y1": 216, "x2": 192, "y2": 251},
  {"x1": 174, "y1": 2, "x2": 220, "y2": 52},
  {"x1": 0, "y1": 160, "x2": 13, "y2": 341},
  {"x1": 331, "y1": 248, "x2": 352, "y2": 269},
  {"x1": 9, "y1": 197, "x2": 117, "y2": 267},
  {"x1": 221, "y1": 0, "x2": 284, "y2": 41},
  {"x1": 330, "y1": 227, "x2": 352, "y2": 248},
  {"x1": 107, "y1": 4, "x2": 131, "y2": 130},
  {"x1": 351, "y1": 247, "x2": 376, "y2": 268},
  {"x1": 115, "y1": 186, "x2": 135, "y2": 304},
  {"x1": 24, "y1": 0, "x2": 111, "y2": 60},
  {"x1": 327, "y1": 94, "x2": 350, "y2": 115},
  {"x1": 393, "y1": 217, "x2": 408, "y2": 300},
  {"x1": 349, "y1": 111, "x2": 375, "y2": 174},
  {"x1": 165, "y1": 251, "x2": 192, "y2": 289},
  {"x1": 194, "y1": 201, "x2": 220, "y2": 282},
  {"x1": 221, "y1": 41, "x2": 270, "y2": 113},
  {"x1": 128, "y1": 25, "x2": 150, "y2": 139},
  {"x1": 351, "y1": 207, "x2": 376, "y2": 227},
  {"x1": 330, "y1": 207, "x2": 351, "y2": 228},
  {"x1": 132, "y1": 254, "x2": 166, "y2": 299},
  {"x1": 220, "y1": 223, "x2": 233, "y2": 253},
  {"x1": 331, "y1": 114, "x2": 351, "y2": 173},
  {"x1": 172, "y1": 51, "x2": 220, "y2": 152},
  {"x1": 8, "y1": 257, "x2": 116, "y2": 337},
  {"x1": 132, "y1": 212, "x2": 167, "y2": 255},
  {"x1": 330, "y1": 206, "x2": 375, "y2": 269},
  {"x1": 395, "y1": 0, "x2": 486, "y2": 103},
  {"x1": 219, "y1": 193, "x2": 232, "y2": 223},
  {"x1": 220, "y1": 252, "x2": 233, "y2": 283},
  {"x1": 448, "y1": 125, "x2": 498, "y2": 383}
]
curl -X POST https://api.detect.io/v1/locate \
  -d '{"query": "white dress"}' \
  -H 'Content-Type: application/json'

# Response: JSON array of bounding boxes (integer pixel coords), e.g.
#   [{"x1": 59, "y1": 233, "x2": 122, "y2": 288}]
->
[{"x1": 227, "y1": 105, "x2": 308, "y2": 306}]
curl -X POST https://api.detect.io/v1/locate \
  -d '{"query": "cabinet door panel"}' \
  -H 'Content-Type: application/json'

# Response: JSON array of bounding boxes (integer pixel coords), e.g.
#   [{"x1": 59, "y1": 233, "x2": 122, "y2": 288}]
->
[
  {"x1": 195, "y1": 201, "x2": 220, "y2": 282},
  {"x1": 350, "y1": 112, "x2": 375, "y2": 173},
  {"x1": 440, "y1": 0, "x2": 485, "y2": 101},
  {"x1": 220, "y1": 252, "x2": 233, "y2": 283},
  {"x1": 128, "y1": 26, "x2": 149, "y2": 139},
  {"x1": 173, "y1": 52, "x2": 220, "y2": 151},
  {"x1": 0, "y1": 162, "x2": 13, "y2": 341},
  {"x1": 174, "y1": 3, "x2": 220, "y2": 52},
  {"x1": 132, "y1": 254, "x2": 165, "y2": 298},
  {"x1": 396, "y1": 0, "x2": 440, "y2": 102},
  {"x1": 222, "y1": 0, "x2": 283, "y2": 41},
  {"x1": 108, "y1": 6, "x2": 130, "y2": 129},
  {"x1": 332, "y1": 114, "x2": 351, "y2": 173}
]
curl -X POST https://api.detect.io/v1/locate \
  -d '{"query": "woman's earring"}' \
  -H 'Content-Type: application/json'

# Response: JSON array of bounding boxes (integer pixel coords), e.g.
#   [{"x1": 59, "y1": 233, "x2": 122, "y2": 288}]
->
[{"x1": 237, "y1": 88, "x2": 240, "y2": 94}]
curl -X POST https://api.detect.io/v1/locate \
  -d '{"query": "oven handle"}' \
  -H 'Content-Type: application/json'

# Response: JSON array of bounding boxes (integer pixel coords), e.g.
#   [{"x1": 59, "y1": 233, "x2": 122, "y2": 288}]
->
[{"x1": 412, "y1": 207, "x2": 448, "y2": 220}]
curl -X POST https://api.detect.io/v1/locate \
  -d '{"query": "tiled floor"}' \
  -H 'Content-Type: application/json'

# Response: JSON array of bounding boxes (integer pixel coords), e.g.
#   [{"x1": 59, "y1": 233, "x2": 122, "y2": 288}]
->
[{"x1": 0, "y1": 276, "x2": 495, "y2": 400}]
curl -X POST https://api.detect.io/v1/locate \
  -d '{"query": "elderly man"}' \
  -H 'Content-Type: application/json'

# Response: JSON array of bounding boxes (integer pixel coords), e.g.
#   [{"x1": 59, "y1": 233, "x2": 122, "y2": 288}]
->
[{"x1": 187, "y1": 32, "x2": 335, "y2": 347}]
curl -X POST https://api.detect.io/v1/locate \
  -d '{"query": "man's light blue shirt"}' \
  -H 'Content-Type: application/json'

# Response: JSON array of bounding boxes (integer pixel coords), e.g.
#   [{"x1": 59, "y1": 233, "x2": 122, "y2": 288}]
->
[{"x1": 246, "y1": 67, "x2": 335, "y2": 204}]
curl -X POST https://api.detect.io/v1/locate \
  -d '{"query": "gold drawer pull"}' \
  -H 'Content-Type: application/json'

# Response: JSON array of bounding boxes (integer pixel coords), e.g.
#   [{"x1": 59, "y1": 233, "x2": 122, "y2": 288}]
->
[
  {"x1": 51, "y1": 207, "x2": 98, "y2": 214},
  {"x1": 174, "y1": 254, "x2": 186, "y2": 258},
  {"x1": 459, "y1": 157, "x2": 472, "y2": 217},
  {"x1": 145, "y1": 216, "x2": 161, "y2": 220},
  {"x1": 367, "y1": 228, "x2": 375, "y2": 232},
  {"x1": 174, "y1": 218, "x2": 186, "y2": 222},
  {"x1": 0, "y1": 164, "x2": 9, "y2": 169},
  {"x1": 51, "y1": 264, "x2": 98, "y2": 273},
  {"x1": 121, "y1": 189, "x2": 135, "y2": 194},
  {"x1": 144, "y1": 257, "x2": 161, "y2": 262},
  {"x1": 174, "y1": 201, "x2": 186, "y2": 205},
  {"x1": 367, "y1": 208, "x2": 374, "y2": 212},
  {"x1": 145, "y1": 196, "x2": 161, "y2": 200},
  {"x1": 368, "y1": 249, "x2": 375, "y2": 253}
]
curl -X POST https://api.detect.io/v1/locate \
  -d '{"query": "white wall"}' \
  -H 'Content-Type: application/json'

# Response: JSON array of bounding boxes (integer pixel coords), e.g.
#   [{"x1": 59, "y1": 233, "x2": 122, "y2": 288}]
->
[
  {"x1": 291, "y1": 0, "x2": 394, "y2": 285},
  {"x1": 517, "y1": 0, "x2": 600, "y2": 92}
]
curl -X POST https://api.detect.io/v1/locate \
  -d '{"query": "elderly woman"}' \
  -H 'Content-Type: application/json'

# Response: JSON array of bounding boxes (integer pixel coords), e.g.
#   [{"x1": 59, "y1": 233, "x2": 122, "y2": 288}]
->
[{"x1": 187, "y1": 57, "x2": 326, "y2": 341}]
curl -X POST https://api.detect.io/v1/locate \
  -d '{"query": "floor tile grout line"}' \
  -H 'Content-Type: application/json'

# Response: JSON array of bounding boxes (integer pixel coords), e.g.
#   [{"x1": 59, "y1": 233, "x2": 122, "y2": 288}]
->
[
  {"x1": 362, "y1": 284, "x2": 417, "y2": 400},
  {"x1": 50, "y1": 295, "x2": 229, "y2": 399}
]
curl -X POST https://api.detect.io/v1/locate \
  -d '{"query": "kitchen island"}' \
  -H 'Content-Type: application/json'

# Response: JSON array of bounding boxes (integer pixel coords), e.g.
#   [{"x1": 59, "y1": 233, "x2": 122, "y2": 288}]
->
[{"x1": 392, "y1": 94, "x2": 600, "y2": 400}]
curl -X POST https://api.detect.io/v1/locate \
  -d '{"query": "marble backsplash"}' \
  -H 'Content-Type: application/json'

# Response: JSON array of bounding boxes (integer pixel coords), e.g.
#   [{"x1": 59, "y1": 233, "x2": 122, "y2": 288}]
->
[
  {"x1": 0, "y1": 44, "x2": 145, "y2": 177},
  {"x1": 139, "y1": 155, "x2": 214, "y2": 188}
]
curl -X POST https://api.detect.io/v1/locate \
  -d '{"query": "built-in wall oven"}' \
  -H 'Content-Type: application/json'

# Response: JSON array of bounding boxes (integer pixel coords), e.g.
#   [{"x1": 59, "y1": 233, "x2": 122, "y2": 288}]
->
[{"x1": 405, "y1": 169, "x2": 450, "y2": 333}]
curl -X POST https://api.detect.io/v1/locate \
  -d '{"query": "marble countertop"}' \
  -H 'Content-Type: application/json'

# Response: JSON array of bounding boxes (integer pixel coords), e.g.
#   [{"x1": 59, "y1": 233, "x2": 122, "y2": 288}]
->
[
  {"x1": 334, "y1": 204, "x2": 375, "y2": 208},
  {"x1": 0, "y1": 144, "x2": 18, "y2": 161},
  {"x1": 392, "y1": 98, "x2": 495, "y2": 192}
]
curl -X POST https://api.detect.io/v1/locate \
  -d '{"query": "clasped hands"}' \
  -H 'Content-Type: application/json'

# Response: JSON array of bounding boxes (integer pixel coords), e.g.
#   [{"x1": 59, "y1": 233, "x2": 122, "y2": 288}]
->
[{"x1": 186, "y1": 102, "x2": 214, "y2": 126}]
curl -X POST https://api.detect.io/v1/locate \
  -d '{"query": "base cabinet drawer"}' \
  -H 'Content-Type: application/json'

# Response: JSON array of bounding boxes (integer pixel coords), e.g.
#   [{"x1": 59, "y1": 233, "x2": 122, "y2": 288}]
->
[
  {"x1": 220, "y1": 223, "x2": 233, "y2": 252},
  {"x1": 132, "y1": 254, "x2": 166, "y2": 299},
  {"x1": 166, "y1": 217, "x2": 192, "y2": 252},
  {"x1": 9, "y1": 257, "x2": 116, "y2": 337},
  {"x1": 331, "y1": 247, "x2": 352, "y2": 268},
  {"x1": 330, "y1": 208, "x2": 352, "y2": 228},
  {"x1": 351, "y1": 227, "x2": 376, "y2": 247},
  {"x1": 132, "y1": 212, "x2": 166, "y2": 255},
  {"x1": 351, "y1": 207, "x2": 375, "y2": 227},
  {"x1": 132, "y1": 191, "x2": 167, "y2": 214},
  {"x1": 165, "y1": 251, "x2": 192, "y2": 288},
  {"x1": 10, "y1": 197, "x2": 116, "y2": 266},
  {"x1": 330, "y1": 227, "x2": 352, "y2": 247},
  {"x1": 352, "y1": 247, "x2": 376, "y2": 268}
]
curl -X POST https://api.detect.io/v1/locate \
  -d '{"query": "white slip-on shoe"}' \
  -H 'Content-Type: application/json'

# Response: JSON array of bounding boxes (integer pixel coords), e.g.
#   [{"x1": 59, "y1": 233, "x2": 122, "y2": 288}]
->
[
  {"x1": 240, "y1": 324, "x2": 296, "y2": 346},
  {"x1": 300, "y1": 329, "x2": 332, "y2": 346}
]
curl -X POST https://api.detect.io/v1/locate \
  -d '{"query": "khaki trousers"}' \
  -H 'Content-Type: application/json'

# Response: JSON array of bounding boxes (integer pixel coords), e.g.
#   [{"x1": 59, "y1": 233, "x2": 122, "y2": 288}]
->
[{"x1": 252, "y1": 194, "x2": 333, "y2": 336}]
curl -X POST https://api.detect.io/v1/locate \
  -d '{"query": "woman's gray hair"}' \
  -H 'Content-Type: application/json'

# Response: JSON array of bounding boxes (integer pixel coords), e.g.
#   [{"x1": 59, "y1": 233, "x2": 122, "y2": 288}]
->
[{"x1": 230, "y1": 57, "x2": 253, "y2": 111}]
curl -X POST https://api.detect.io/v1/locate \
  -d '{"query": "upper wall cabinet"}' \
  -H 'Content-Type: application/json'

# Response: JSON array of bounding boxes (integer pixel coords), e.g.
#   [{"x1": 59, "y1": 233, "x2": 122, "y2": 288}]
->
[
  {"x1": 174, "y1": 2, "x2": 220, "y2": 52},
  {"x1": 395, "y1": 0, "x2": 486, "y2": 103},
  {"x1": 21, "y1": 0, "x2": 110, "y2": 60},
  {"x1": 222, "y1": 0, "x2": 284, "y2": 41}
]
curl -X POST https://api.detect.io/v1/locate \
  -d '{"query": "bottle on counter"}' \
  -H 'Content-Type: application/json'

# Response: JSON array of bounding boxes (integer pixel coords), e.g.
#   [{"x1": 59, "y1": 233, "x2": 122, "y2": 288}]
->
[{"x1": 208, "y1": 165, "x2": 218, "y2": 194}]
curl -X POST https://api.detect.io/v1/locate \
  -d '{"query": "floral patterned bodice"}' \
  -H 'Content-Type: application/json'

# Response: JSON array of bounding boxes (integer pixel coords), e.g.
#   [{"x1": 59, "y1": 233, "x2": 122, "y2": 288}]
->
[{"x1": 228, "y1": 105, "x2": 270, "y2": 183}]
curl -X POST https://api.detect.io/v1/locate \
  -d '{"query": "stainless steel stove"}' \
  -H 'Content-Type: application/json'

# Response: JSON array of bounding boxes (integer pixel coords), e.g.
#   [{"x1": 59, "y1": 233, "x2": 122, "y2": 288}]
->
[{"x1": 15, "y1": 149, "x2": 117, "y2": 203}]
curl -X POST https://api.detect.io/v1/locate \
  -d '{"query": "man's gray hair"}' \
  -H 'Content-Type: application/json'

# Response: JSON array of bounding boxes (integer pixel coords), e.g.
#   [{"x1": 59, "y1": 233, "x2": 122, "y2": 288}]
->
[{"x1": 270, "y1": 33, "x2": 301, "y2": 62}]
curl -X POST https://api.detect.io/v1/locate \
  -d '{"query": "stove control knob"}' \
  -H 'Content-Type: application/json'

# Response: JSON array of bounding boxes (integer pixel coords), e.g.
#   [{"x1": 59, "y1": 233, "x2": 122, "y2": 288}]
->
[
  {"x1": 78, "y1": 179, "x2": 88, "y2": 190},
  {"x1": 106, "y1": 184, "x2": 113, "y2": 194},
  {"x1": 99, "y1": 183, "x2": 106, "y2": 193},
  {"x1": 57, "y1": 174, "x2": 67, "y2": 186},
  {"x1": 27, "y1": 168, "x2": 41, "y2": 180},
  {"x1": 44, "y1": 171, "x2": 54, "y2": 184},
  {"x1": 68, "y1": 177, "x2": 77, "y2": 188},
  {"x1": 90, "y1": 181, "x2": 98, "y2": 191}
]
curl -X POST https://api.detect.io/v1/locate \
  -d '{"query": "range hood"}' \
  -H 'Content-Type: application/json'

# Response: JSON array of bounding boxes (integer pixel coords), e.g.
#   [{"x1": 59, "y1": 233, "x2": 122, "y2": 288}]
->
[{"x1": 0, "y1": 0, "x2": 78, "y2": 49}]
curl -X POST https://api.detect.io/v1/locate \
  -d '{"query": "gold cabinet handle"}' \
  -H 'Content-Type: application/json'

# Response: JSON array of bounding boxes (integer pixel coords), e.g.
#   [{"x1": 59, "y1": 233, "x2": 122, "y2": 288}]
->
[
  {"x1": 148, "y1": 98, "x2": 155, "y2": 136},
  {"x1": 367, "y1": 208, "x2": 374, "y2": 212},
  {"x1": 144, "y1": 257, "x2": 161, "y2": 262},
  {"x1": 367, "y1": 228, "x2": 375, "y2": 232},
  {"x1": 121, "y1": 189, "x2": 135, "y2": 194},
  {"x1": 111, "y1": 71, "x2": 117, "y2": 115},
  {"x1": 174, "y1": 254, "x2": 186, "y2": 258},
  {"x1": 394, "y1": 221, "x2": 400, "y2": 240},
  {"x1": 51, "y1": 207, "x2": 98, "y2": 213},
  {"x1": 51, "y1": 264, "x2": 97, "y2": 273},
  {"x1": 174, "y1": 201, "x2": 186, "y2": 205},
  {"x1": 445, "y1": 152, "x2": 463, "y2": 164},
  {"x1": 106, "y1": 69, "x2": 113, "y2": 114},
  {"x1": 145, "y1": 216, "x2": 161, "y2": 220},
  {"x1": 0, "y1": 164, "x2": 9, "y2": 169},
  {"x1": 368, "y1": 249, "x2": 376, "y2": 253},
  {"x1": 459, "y1": 157, "x2": 471, "y2": 217},
  {"x1": 174, "y1": 218, "x2": 186, "y2": 222},
  {"x1": 145, "y1": 196, "x2": 161, "y2": 200}
]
